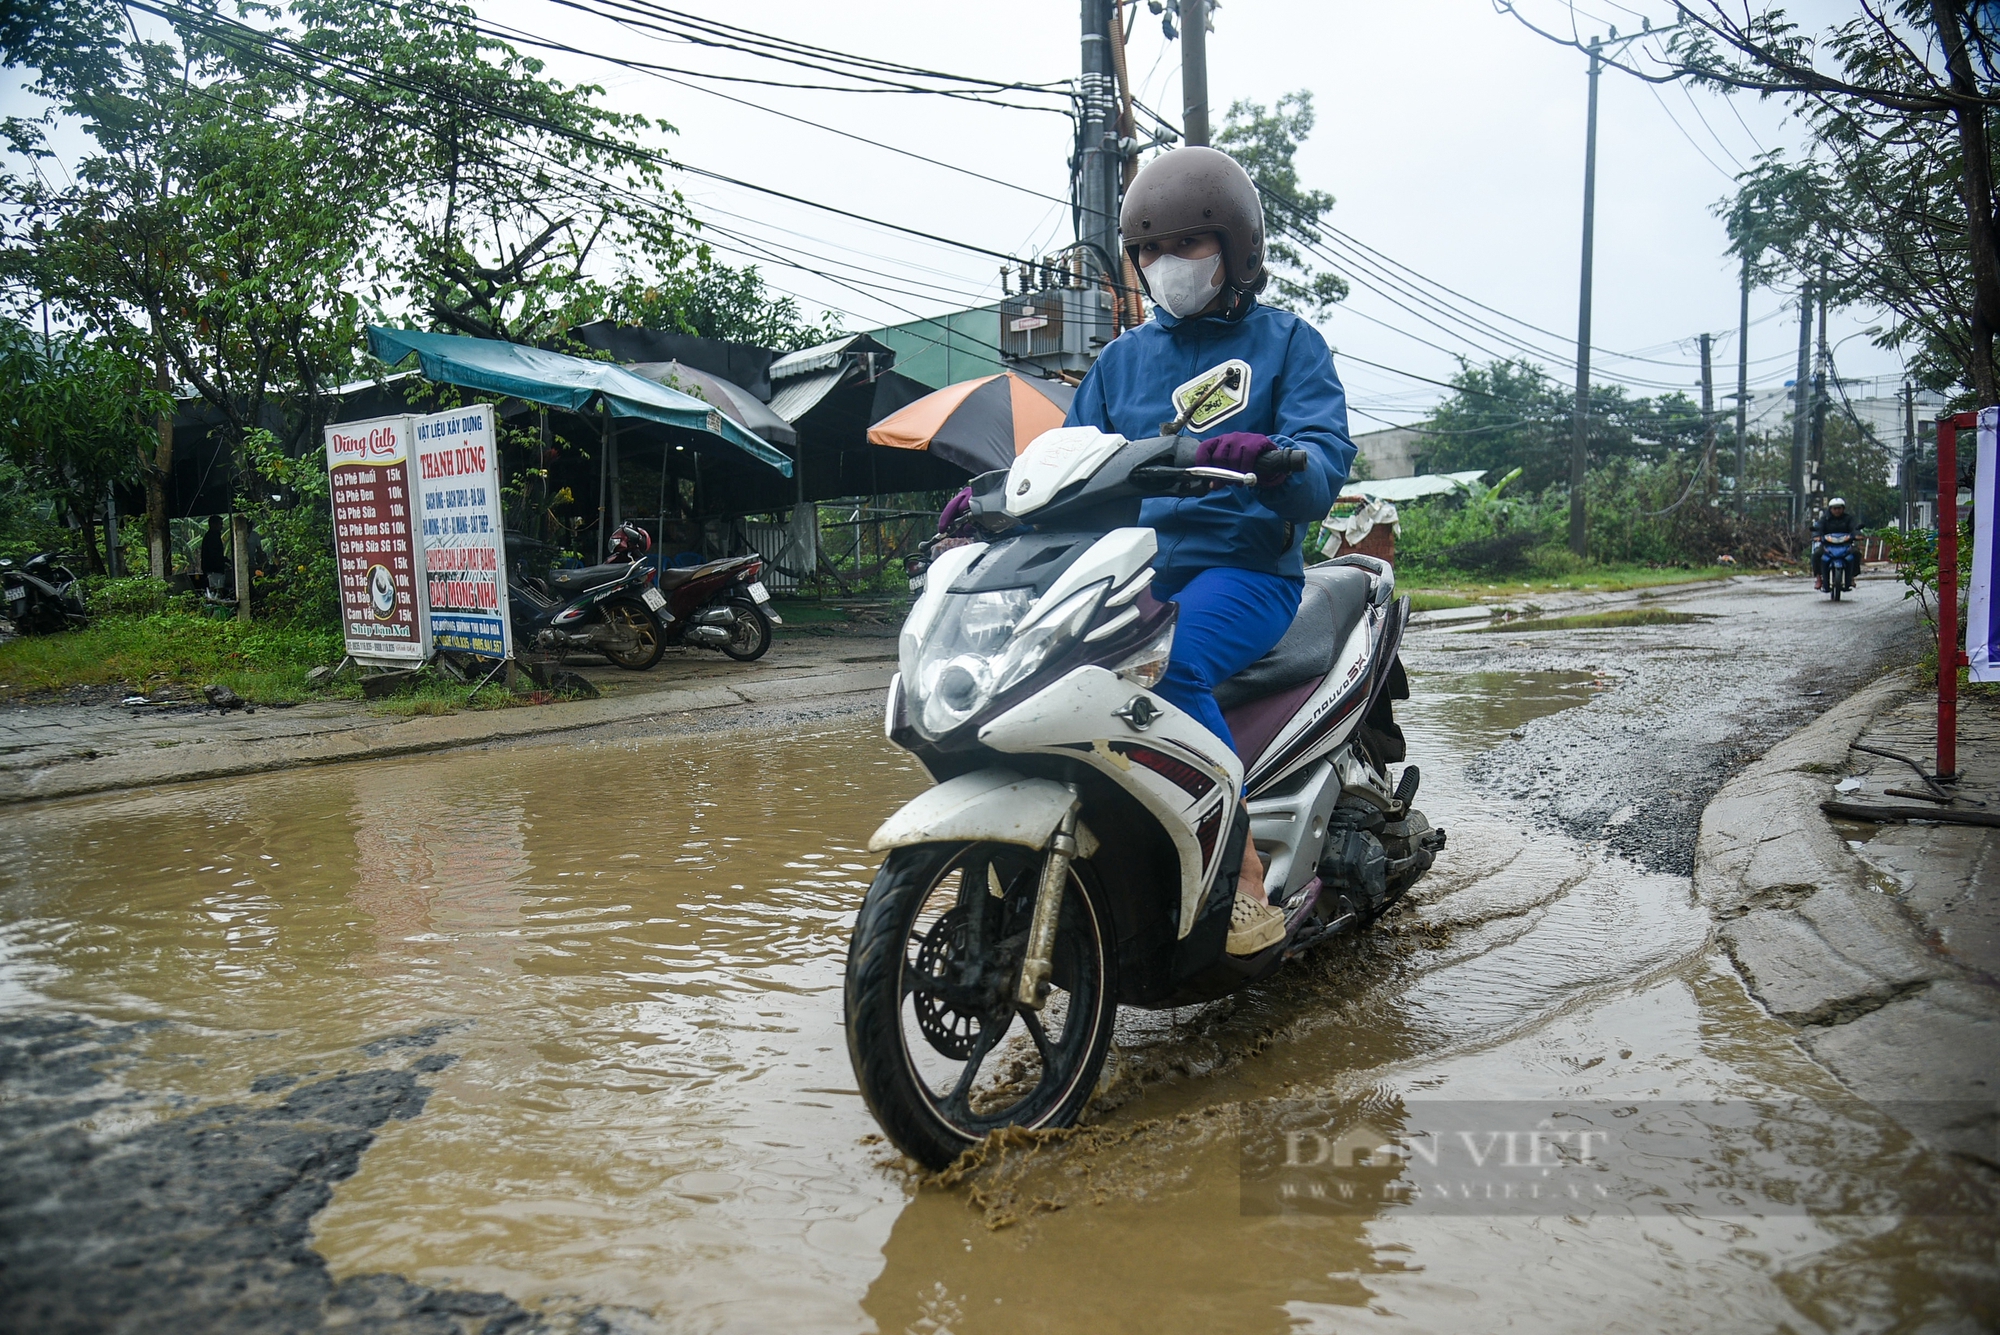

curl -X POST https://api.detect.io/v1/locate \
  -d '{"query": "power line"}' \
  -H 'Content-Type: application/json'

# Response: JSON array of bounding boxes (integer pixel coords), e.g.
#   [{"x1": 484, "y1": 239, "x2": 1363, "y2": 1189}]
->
[
  {"x1": 449, "y1": 6, "x2": 1095, "y2": 220},
  {"x1": 532, "y1": 0, "x2": 1073, "y2": 112},
  {"x1": 1644, "y1": 80, "x2": 1735, "y2": 179},
  {"x1": 132, "y1": 0, "x2": 1056, "y2": 273},
  {"x1": 555, "y1": 0, "x2": 1073, "y2": 98},
  {"x1": 1678, "y1": 82, "x2": 1747, "y2": 172},
  {"x1": 1265, "y1": 187, "x2": 1683, "y2": 384}
]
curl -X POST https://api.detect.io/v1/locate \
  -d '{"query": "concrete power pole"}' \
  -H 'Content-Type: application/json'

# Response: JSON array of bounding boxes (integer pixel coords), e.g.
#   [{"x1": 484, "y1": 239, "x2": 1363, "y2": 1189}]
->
[
  {"x1": 1734, "y1": 253, "x2": 1750, "y2": 517},
  {"x1": 1809, "y1": 285, "x2": 1829, "y2": 512},
  {"x1": 1902, "y1": 381, "x2": 1917, "y2": 530},
  {"x1": 1699, "y1": 333, "x2": 1716, "y2": 478},
  {"x1": 1567, "y1": 37, "x2": 1603, "y2": 557},
  {"x1": 1080, "y1": 1, "x2": 1121, "y2": 274},
  {"x1": 1180, "y1": 0, "x2": 1210, "y2": 146},
  {"x1": 1790, "y1": 282, "x2": 1812, "y2": 528}
]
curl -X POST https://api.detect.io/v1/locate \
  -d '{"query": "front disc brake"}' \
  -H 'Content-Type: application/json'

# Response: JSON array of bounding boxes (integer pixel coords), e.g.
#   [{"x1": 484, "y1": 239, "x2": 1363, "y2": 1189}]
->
[{"x1": 911, "y1": 905, "x2": 983, "y2": 1059}]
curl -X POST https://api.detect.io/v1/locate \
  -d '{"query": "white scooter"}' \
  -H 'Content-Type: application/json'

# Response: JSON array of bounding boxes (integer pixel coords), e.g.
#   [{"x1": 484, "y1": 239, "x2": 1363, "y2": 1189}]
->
[{"x1": 842, "y1": 422, "x2": 1445, "y2": 1168}]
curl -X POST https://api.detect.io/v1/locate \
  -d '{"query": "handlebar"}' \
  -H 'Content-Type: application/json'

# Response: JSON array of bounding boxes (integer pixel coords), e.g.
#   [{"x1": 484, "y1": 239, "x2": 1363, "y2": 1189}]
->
[
  {"x1": 1258, "y1": 447, "x2": 1310, "y2": 478},
  {"x1": 1134, "y1": 446, "x2": 1311, "y2": 496},
  {"x1": 1182, "y1": 466, "x2": 1260, "y2": 486}
]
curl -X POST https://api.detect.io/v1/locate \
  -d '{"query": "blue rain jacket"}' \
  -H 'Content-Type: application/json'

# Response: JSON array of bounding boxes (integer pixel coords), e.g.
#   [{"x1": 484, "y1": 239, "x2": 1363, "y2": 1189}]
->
[{"x1": 1064, "y1": 300, "x2": 1355, "y2": 581}]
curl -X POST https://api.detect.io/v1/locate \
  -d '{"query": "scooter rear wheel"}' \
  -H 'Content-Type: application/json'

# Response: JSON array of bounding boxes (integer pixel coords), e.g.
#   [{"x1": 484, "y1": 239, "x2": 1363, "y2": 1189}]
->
[
  {"x1": 845, "y1": 841, "x2": 1117, "y2": 1170},
  {"x1": 719, "y1": 602, "x2": 772, "y2": 662}
]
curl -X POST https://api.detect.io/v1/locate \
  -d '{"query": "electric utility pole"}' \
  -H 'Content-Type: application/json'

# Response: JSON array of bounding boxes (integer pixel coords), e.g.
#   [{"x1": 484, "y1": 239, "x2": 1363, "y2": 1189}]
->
[
  {"x1": 1181, "y1": 0, "x2": 1209, "y2": 146},
  {"x1": 1902, "y1": 381, "x2": 1917, "y2": 530},
  {"x1": 1734, "y1": 253, "x2": 1750, "y2": 517},
  {"x1": 1809, "y1": 283, "x2": 1829, "y2": 512},
  {"x1": 1567, "y1": 36, "x2": 1603, "y2": 557},
  {"x1": 1699, "y1": 333, "x2": 1716, "y2": 476},
  {"x1": 1566, "y1": 23, "x2": 1675, "y2": 558},
  {"x1": 1080, "y1": 0, "x2": 1120, "y2": 274},
  {"x1": 1791, "y1": 282, "x2": 1812, "y2": 527}
]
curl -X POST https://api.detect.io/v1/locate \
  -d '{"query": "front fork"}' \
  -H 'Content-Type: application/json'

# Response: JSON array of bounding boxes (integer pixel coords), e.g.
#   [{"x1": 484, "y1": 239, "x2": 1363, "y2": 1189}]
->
[{"x1": 1015, "y1": 800, "x2": 1080, "y2": 1010}]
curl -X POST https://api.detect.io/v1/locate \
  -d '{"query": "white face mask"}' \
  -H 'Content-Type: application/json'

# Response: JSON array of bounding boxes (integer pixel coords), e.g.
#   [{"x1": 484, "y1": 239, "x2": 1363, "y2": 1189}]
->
[{"x1": 1145, "y1": 251, "x2": 1223, "y2": 319}]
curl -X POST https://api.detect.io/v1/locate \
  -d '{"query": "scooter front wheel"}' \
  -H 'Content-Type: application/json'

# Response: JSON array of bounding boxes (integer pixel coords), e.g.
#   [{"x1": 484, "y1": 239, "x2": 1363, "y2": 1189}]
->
[{"x1": 845, "y1": 841, "x2": 1117, "y2": 1170}]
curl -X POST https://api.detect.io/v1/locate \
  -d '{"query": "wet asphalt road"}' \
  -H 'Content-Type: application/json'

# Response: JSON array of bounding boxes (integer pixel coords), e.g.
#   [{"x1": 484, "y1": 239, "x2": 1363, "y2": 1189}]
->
[
  {"x1": 0, "y1": 572, "x2": 1930, "y2": 1333},
  {"x1": 1408, "y1": 574, "x2": 1918, "y2": 875}
]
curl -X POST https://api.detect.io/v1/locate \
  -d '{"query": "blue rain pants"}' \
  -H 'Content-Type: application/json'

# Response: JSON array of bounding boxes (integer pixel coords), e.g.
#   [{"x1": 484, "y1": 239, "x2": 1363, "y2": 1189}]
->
[{"x1": 1152, "y1": 566, "x2": 1303, "y2": 757}]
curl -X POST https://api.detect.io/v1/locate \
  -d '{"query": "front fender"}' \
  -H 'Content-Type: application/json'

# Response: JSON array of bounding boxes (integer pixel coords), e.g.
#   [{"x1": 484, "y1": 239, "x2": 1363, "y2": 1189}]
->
[{"x1": 867, "y1": 769, "x2": 1099, "y2": 856}]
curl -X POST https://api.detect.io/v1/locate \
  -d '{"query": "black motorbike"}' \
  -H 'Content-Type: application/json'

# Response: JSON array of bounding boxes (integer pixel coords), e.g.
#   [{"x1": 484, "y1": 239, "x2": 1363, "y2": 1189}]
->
[
  {"x1": 508, "y1": 556, "x2": 670, "y2": 671},
  {"x1": 2, "y1": 554, "x2": 89, "y2": 634}
]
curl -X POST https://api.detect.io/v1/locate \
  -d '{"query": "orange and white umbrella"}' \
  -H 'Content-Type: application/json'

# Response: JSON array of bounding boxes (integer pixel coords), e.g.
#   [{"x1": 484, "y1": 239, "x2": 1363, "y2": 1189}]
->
[{"x1": 867, "y1": 371, "x2": 1075, "y2": 475}]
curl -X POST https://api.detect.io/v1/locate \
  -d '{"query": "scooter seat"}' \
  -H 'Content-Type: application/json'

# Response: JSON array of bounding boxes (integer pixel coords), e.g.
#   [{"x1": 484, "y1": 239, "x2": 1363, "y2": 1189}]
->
[
  {"x1": 545, "y1": 563, "x2": 635, "y2": 596},
  {"x1": 656, "y1": 557, "x2": 742, "y2": 590},
  {"x1": 1213, "y1": 564, "x2": 1373, "y2": 711}
]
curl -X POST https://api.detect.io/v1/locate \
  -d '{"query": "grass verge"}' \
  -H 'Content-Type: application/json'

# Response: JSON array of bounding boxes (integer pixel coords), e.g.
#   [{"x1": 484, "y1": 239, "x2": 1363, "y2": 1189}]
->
[
  {"x1": 1402, "y1": 564, "x2": 1739, "y2": 602},
  {"x1": 0, "y1": 613, "x2": 342, "y2": 703},
  {"x1": 1406, "y1": 592, "x2": 1479, "y2": 613},
  {"x1": 365, "y1": 680, "x2": 524, "y2": 716}
]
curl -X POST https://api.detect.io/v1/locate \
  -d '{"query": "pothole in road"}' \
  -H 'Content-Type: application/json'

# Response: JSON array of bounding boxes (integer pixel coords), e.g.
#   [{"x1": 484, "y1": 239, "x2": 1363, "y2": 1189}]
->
[{"x1": 1406, "y1": 668, "x2": 1600, "y2": 745}]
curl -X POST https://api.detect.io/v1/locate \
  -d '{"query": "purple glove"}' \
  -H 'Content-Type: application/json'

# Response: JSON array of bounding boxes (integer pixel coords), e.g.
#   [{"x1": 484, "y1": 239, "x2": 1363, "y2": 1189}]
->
[
  {"x1": 1194, "y1": 432, "x2": 1281, "y2": 485},
  {"x1": 938, "y1": 486, "x2": 973, "y2": 532}
]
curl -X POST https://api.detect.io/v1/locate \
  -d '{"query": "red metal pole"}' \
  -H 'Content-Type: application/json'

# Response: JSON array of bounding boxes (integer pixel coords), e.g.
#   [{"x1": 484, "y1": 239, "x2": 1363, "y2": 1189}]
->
[{"x1": 1937, "y1": 413, "x2": 1973, "y2": 780}]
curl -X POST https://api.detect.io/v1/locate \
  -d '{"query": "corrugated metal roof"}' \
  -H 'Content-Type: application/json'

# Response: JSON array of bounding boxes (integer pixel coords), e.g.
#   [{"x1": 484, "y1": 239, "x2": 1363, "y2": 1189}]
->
[
  {"x1": 1340, "y1": 470, "x2": 1488, "y2": 504},
  {"x1": 767, "y1": 366, "x2": 846, "y2": 423},
  {"x1": 769, "y1": 336, "x2": 856, "y2": 381}
]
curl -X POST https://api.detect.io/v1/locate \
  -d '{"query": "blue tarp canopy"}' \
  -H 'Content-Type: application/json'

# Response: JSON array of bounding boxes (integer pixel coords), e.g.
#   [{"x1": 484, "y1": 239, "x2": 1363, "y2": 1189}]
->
[{"x1": 366, "y1": 326, "x2": 792, "y2": 477}]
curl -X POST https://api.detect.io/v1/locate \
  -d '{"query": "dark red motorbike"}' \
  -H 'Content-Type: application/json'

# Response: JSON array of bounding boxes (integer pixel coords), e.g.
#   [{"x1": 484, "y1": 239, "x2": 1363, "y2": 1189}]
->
[
  {"x1": 608, "y1": 523, "x2": 778, "y2": 662},
  {"x1": 652, "y1": 553, "x2": 778, "y2": 661}
]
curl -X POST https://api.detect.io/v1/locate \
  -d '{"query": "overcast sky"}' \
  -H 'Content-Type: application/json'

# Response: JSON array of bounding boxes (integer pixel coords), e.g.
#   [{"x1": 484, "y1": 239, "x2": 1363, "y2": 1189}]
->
[
  {"x1": 9, "y1": 1, "x2": 1913, "y2": 424},
  {"x1": 472, "y1": 0, "x2": 1907, "y2": 425}
]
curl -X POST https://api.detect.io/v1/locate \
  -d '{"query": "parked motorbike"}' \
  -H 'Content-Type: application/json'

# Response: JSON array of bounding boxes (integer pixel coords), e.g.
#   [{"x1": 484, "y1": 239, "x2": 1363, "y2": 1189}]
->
[
  {"x1": 2, "y1": 554, "x2": 89, "y2": 634},
  {"x1": 1818, "y1": 533, "x2": 1858, "y2": 601},
  {"x1": 509, "y1": 558, "x2": 670, "y2": 670},
  {"x1": 649, "y1": 552, "x2": 780, "y2": 662},
  {"x1": 845, "y1": 425, "x2": 1445, "y2": 1168}
]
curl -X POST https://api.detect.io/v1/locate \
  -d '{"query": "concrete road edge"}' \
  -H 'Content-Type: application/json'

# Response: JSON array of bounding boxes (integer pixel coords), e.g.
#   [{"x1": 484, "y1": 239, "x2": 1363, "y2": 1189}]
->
[{"x1": 1693, "y1": 668, "x2": 2000, "y2": 1171}]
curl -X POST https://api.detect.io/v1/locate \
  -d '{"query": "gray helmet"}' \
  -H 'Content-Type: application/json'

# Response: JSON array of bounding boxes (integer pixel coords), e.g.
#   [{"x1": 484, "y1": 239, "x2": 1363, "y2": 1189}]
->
[{"x1": 1120, "y1": 146, "x2": 1268, "y2": 312}]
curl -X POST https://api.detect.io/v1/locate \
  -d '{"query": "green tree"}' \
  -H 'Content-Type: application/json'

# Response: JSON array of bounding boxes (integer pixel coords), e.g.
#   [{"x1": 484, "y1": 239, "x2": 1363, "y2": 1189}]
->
[
  {"x1": 1214, "y1": 91, "x2": 1349, "y2": 317},
  {"x1": 282, "y1": 0, "x2": 696, "y2": 346},
  {"x1": 1413, "y1": 359, "x2": 1706, "y2": 494},
  {"x1": 604, "y1": 263, "x2": 840, "y2": 351},
  {"x1": 1506, "y1": 2, "x2": 2000, "y2": 405},
  {"x1": 0, "y1": 322, "x2": 163, "y2": 571},
  {"x1": 3, "y1": 5, "x2": 375, "y2": 574}
]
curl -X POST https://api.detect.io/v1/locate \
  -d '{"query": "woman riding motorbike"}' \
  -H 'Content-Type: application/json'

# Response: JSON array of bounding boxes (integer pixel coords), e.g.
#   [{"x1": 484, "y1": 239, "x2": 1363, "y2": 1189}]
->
[{"x1": 940, "y1": 146, "x2": 1355, "y2": 955}]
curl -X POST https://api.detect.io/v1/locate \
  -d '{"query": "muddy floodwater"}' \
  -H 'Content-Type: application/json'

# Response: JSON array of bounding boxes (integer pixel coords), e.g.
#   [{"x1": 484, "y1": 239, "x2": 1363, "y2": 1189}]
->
[{"x1": 3, "y1": 599, "x2": 1995, "y2": 1332}]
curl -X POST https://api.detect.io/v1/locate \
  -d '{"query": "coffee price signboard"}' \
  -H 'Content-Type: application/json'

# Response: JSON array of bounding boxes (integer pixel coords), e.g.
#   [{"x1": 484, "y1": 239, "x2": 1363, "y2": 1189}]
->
[
  {"x1": 413, "y1": 405, "x2": 511, "y2": 660},
  {"x1": 324, "y1": 416, "x2": 429, "y2": 662}
]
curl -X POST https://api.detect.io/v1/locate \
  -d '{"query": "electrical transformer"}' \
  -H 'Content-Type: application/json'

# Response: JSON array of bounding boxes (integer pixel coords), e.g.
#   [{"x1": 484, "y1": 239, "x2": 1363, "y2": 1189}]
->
[{"x1": 999, "y1": 284, "x2": 1116, "y2": 377}]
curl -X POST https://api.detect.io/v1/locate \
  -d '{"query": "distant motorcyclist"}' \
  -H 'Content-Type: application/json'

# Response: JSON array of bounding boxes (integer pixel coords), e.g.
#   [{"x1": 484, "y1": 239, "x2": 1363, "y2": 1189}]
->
[{"x1": 1811, "y1": 498, "x2": 1855, "y2": 590}]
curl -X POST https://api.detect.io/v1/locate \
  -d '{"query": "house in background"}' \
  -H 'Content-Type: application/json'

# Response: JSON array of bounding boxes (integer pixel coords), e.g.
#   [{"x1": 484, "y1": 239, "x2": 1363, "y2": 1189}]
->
[{"x1": 1351, "y1": 425, "x2": 1422, "y2": 481}]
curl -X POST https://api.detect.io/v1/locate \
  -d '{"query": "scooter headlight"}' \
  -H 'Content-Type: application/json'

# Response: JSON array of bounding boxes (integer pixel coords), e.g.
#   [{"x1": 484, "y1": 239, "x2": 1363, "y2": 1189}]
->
[{"x1": 904, "y1": 580, "x2": 1108, "y2": 739}]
